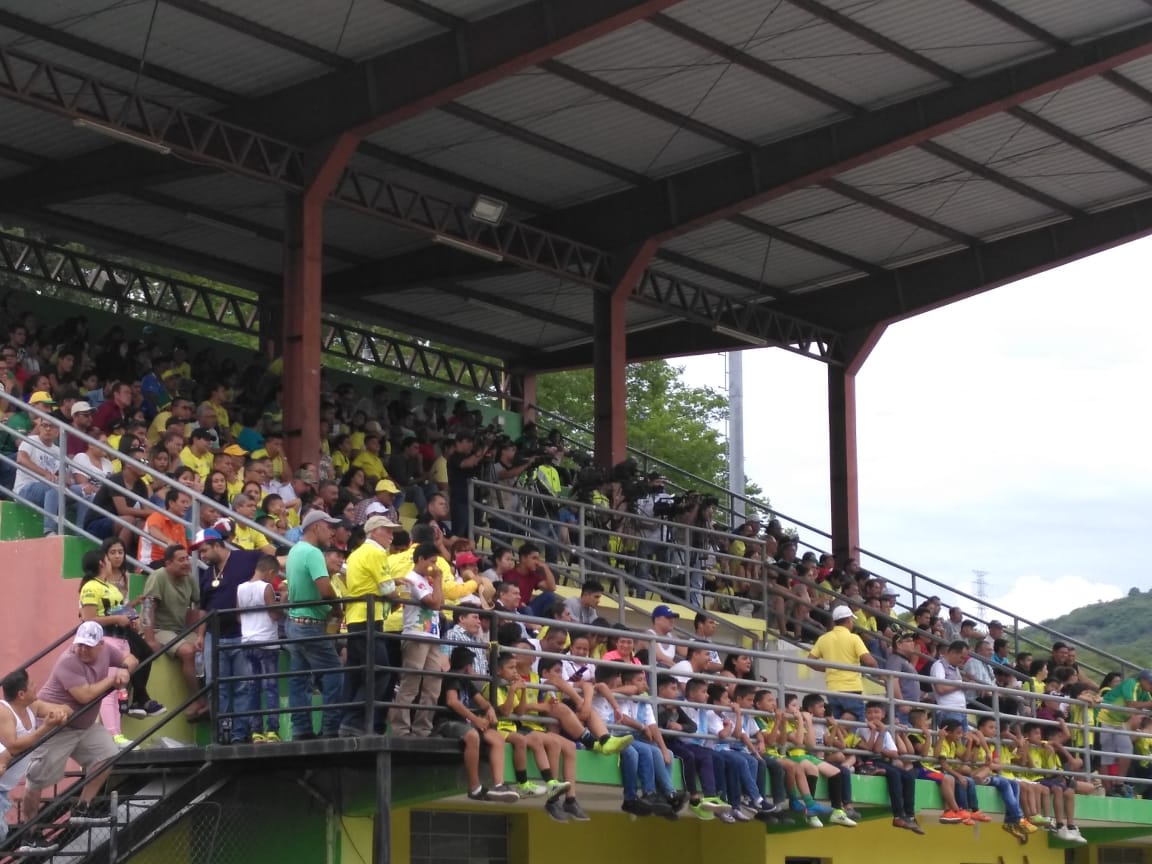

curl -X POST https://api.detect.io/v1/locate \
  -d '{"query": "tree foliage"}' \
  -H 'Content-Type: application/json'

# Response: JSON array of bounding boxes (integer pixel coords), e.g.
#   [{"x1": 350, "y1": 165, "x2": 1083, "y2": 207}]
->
[
  {"x1": 536, "y1": 361, "x2": 758, "y2": 498},
  {"x1": 1018, "y1": 592, "x2": 1152, "y2": 672}
]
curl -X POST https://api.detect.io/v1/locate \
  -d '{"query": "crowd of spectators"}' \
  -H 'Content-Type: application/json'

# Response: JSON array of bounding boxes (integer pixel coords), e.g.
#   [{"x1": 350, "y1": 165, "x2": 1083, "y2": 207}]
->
[{"x1": 0, "y1": 310, "x2": 1143, "y2": 842}]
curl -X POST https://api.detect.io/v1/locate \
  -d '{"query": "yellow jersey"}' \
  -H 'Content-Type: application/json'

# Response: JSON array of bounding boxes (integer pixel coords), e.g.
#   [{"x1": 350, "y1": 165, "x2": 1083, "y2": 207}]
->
[{"x1": 343, "y1": 539, "x2": 391, "y2": 625}]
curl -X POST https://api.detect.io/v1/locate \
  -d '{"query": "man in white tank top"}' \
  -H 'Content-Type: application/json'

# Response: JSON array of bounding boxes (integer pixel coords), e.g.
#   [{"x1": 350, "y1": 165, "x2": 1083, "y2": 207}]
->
[{"x1": 0, "y1": 668, "x2": 72, "y2": 850}]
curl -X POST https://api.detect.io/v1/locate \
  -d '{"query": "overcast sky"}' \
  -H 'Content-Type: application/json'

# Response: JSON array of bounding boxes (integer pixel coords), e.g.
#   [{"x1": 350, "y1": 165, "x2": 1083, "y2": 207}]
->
[{"x1": 678, "y1": 235, "x2": 1152, "y2": 625}]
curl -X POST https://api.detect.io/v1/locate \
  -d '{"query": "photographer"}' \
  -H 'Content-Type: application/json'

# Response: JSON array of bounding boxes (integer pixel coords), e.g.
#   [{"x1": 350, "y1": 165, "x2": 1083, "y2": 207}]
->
[
  {"x1": 446, "y1": 431, "x2": 486, "y2": 535},
  {"x1": 522, "y1": 441, "x2": 565, "y2": 564},
  {"x1": 634, "y1": 472, "x2": 674, "y2": 587}
]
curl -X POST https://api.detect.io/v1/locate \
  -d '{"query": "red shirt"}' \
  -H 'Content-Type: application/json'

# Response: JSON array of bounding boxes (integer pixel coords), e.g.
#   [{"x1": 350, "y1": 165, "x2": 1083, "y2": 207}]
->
[
  {"x1": 504, "y1": 567, "x2": 545, "y2": 600},
  {"x1": 92, "y1": 400, "x2": 127, "y2": 434}
]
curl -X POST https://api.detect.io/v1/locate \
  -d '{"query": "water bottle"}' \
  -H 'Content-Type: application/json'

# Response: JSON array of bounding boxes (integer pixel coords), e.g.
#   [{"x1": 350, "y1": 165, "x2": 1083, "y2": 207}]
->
[
  {"x1": 194, "y1": 650, "x2": 205, "y2": 679},
  {"x1": 139, "y1": 597, "x2": 153, "y2": 630},
  {"x1": 117, "y1": 688, "x2": 130, "y2": 715}
]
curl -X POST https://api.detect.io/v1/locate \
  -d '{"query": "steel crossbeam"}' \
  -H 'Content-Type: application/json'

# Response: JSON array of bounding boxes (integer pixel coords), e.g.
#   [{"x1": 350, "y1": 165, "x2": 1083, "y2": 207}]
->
[
  {"x1": 631, "y1": 270, "x2": 844, "y2": 364},
  {"x1": 0, "y1": 232, "x2": 510, "y2": 398},
  {"x1": 0, "y1": 46, "x2": 610, "y2": 290}
]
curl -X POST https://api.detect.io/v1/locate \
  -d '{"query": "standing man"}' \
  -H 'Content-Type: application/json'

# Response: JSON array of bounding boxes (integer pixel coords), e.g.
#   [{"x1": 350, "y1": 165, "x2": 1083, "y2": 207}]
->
[
  {"x1": 807, "y1": 605, "x2": 877, "y2": 719},
  {"x1": 446, "y1": 431, "x2": 484, "y2": 538},
  {"x1": 142, "y1": 545, "x2": 205, "y2": 722},
  {"x1": 285, "y1": 510, "x2": 343, "y2": 741},
  {"x1": 1097, "y1": 669, "x2": 1152, "y2": 794},
  {"x1": 339, "y1": 514, "x2": 401, "y2": 737},
  {"x1": 22, "y1": 623, "x2": 136, "y2": 827},
  {"x1": 0, "y1": 670, "x2": 71, "y2": 854},
  {"x1": 194, "y1": 528, "x2": 262, "y2": 743}
]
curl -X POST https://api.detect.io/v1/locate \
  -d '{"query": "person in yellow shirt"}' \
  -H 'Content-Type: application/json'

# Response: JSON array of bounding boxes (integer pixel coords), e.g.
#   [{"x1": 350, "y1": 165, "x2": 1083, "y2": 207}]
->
[
  {"x1": 147, "y1": 396, "x2": 193, "y2": 446},
  {"x1": 340, "y1": 513, "x2": 401, "y2": 735},
  {"x1": 179, "y1": 428, "x2": 214, "y2": 481},
  {"x1": 806, "y1": 606, "x2": 877, "y2": 719},
  {"x1": 228, "y1": 494, "x2": 275, "y2": 554},
  {"x1": 201, "y1": 382, "x2": 231, "y2": 432},
  {"x1": 251, "y1": 430, "x2": 290, "y2": 484},
  {"x1": 222, "y1": 443, "x2": 248, "y2": 498},
  {"x1": 352, "y1": 434, "x2": 387, "y2": 485},
  {"x1": 331, "y1": 434, "x2": 353, "y2": 478}
]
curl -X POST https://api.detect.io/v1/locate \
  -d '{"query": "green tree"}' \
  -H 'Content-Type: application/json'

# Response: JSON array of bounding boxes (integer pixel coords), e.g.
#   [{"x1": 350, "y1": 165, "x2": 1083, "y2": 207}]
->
[{"x1": 536, "y1": 361, "x2": 762, "y2": 503}]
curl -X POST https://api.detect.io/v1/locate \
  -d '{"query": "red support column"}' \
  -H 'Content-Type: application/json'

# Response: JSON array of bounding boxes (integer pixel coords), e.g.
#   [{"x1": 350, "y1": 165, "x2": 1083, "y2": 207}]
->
[
  {"x1": 282, "y1": 134, "x2": 360, "y2": 468},
  {"x1": 594, "y1": 244, "x2": 656, "y2": 468},
  {"x1": 510, "y1": 372, "x2": 538, "y2": 426},
  {"x1": 828, "y1": 326, "x2": 885, "y2": 565}
]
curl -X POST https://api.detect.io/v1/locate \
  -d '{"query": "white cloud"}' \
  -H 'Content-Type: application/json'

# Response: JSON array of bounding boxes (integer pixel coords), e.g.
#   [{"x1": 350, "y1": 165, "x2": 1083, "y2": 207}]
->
[
  {"x1": 989, "y1": 575, "x2": 1125, "y2": 627},
  {"x1": 676, "y1": 234, "x2": 1152, "y2": 634}
]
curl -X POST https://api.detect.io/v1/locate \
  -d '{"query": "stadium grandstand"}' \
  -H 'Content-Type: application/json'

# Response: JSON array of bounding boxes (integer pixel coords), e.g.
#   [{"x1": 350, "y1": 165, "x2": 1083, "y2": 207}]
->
[{"x1": 1, "y1": 1, "x2": 1152, "y2": 863}]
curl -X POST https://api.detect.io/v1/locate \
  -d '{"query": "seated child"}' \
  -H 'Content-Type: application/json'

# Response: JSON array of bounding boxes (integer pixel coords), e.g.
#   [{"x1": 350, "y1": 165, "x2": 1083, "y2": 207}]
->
[
  {"x1": 612, "y1": 669, "x2": 687, "y2": 818},
  {"x1": 806, "y1": 695, "x2": 861, "y2": 822},
  {"x1": 1024, "y1": 721, "x2": 1086, "y2": 845},
  {"x1": 862, "y1": 701, "x2": 924, "y2": 834},
  {"x1": 937, "y1": 718, "x2": 993, "y2": 823},
  {"x1": 781, "y1": 693, "x2": 853, "y2": 827},
  {"x1": 755, "y1": 689, "x2": 826, "y2": 823},
  {"x1": 532, "y1": 656, "x2": 632, "y2": 755},
  {"x1": 655, "y1": 674, "x2": 731, "y2": 820},
  {"x1": 906, "y1": 709, "x2": 969, "y2": 824},
  {"x1": 967, "y1": 715, "x2": 1034, "y2": 843}
]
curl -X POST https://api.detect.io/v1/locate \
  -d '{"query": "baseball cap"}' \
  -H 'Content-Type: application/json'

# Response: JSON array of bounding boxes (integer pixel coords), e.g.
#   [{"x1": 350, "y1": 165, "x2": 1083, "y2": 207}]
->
[
  {"x1": 455, "y1": 551, "x2": 480, "y2": 567},
  {"x1": 28, "y1": 391, "x2": 56, "y2": 407},
  {"x1": 375, "y1": 478, "x2": 400, "y2": 494},
  {"x1": 831, "y1": 605, "x2": 854, "y2": 622},
  {"x1": 364, "y1": 514, "x2": 401, "y2": 533},
  {"x1": 652, "y1": 604, "x2": 680, "y2": 620},
  {"x1": 70, "y1": 401, "x2": 94, "y2": 415},
  {"x1": 301, "y1": 510, "x2": 341, "y2": 531},
  {"x1": 222, "y1": 444, "x2": 248, "y2": 457},
  {"x1": 189, "y1": 528, "x2": 224, "y2": 550},
  {"x1": 74, "y1": 620, "x2": 105, "y2": 647}
]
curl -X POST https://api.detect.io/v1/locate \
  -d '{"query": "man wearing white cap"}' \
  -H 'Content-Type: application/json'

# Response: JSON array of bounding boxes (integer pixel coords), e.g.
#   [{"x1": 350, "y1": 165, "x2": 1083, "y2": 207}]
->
[
  {"x1": 22, "y1": 622, "x2": 138, "y2": 828},
  {"x1": 65, "y1": 400, "x2": 95, "y2": 458},
  {"x1": 807, "y1": 605, "x2": 877, "y2": 719}
]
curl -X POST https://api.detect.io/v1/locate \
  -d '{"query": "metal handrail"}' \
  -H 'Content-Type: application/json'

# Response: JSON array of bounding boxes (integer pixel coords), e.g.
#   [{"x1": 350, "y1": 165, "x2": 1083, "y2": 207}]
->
[
  {"x1": 0, "y1": 387, "x2": 292, "y2": 551},
  {"x1": 533, "y1": 404, "x2": 1137, "y2": 677}
]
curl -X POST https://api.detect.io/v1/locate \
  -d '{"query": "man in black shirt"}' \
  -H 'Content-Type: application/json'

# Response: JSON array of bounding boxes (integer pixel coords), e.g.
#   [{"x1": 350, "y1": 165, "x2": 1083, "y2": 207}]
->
[
  {"x1": 86, "y1": 439, "x2": 150, "y2": 543},
  {"x1": 446, "y1": 432, "x2": 485, "y2": 535},
  {"x1": 434, "y1": 647, "x2": 518, "y2": 803}
]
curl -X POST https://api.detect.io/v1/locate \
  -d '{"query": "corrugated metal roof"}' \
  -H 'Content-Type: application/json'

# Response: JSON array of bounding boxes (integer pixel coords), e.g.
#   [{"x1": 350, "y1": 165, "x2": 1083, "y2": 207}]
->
[
  {"x1": 646, "y1": 260, "x2": 760, "y2": 299},
  {"x1": 423, "y1": 0, "x2": 535, "y2": 21},
  {"x1": 0, "y1": 100, "x2": 103, "y2": 161},
  {"x1": 823, "y1": 0, "x2": 1047, "y2": 75},
  {"x1": 667, "y1": 0, "x2": 940, "y2": 109},
  {"x1": 6, "y1": 0, "x2": 330, "y2": 98},
  {"x1": 0, "y1": 25, "x2": 221, "y2": 111},
  {"x1": 204, "y1": 0, "x2": 442, "y2": 61},
  {"x1": 663, "y1": 220, "x2": 861, "y2": 288},
  {"x1": 152, "y1": 174, "x2": 285, "y2": 215},
  {"x1": 321, "y1": 207, "x2": 427, "y2": 259},
  {"x1": 46, "y1": 194, "x2": 287, "y2": 273},
  {"x1": 457, "y1": 67, "x2": 728, "y2": 178},
  {"x1": 994, "y1": 0, "x2": 1152, "y2": 41},
  {"x1": 369, "y1": 110, "x2": 630, "y2": 206},
  {"x1": 0, "y1": 159, "x2": 27, "y2": 181},
  {"x1": 561, "y1": 21, "x2": 840, "y2": 145}
]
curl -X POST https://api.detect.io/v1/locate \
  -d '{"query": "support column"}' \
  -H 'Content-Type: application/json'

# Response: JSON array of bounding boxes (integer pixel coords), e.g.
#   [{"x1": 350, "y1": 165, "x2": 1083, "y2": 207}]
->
[
  {"x1": 258, "y1": 295, "x2": 283, "y2": 360},
  {"x1": 593, "y1": 243, "x2": 656, "y2": 468},
  {"x1": 509, "y1": 371, "x2": 537, "y2": 425},
  {"x1": 828, "y1": 326, "x2": 886, "y2": 565},
  {"x1": 372, "y1": 751, "x2": 392, "y2": 864},
  {"x1": 281, "y1": 134, "x2": 359, "y2": 468}
]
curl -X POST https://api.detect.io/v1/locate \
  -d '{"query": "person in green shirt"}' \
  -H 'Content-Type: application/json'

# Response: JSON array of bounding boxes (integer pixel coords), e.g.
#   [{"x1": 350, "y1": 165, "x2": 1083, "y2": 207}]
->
[
  {"x1": 0, "y1": 402, "x2": 31, "y2": 490},
  {"x1": 1098, "y1": 670, "x2": 1152, "y2": 792},
  {"x1": 284, "y1": 510, "x2": 342, "y2": 740}
]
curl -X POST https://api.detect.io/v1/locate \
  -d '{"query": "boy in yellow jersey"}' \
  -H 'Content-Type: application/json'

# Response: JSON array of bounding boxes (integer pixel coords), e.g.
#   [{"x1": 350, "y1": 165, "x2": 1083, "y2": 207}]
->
[
  {"x1": 936, "y1": 719, "x2": 992, "y2": 823},
  {"x1": 753, "y1": 690, "x2": 817, "y2": 816},
  {"x1": 1131, "y1": 716, "x2": 1152, "y2": 796},
  {"x1": 1000, "y1": 721, "x2": 1051, "y2": 827},
  {"x1": 1022, "y1": 722, "x2": 1087, "y2": 844},
  {"x1": 482, "y1": 652, "x2": 573, "y2": 821},
  {"x1": 778, "y1": 693, "x2": 846, "y2": 826},
  {"x1": 906, "y1": 709, "x2": 968, "y2": 824},
  {"x1": 969, "y1": 715, "x2": 1034, "y2": 843}
]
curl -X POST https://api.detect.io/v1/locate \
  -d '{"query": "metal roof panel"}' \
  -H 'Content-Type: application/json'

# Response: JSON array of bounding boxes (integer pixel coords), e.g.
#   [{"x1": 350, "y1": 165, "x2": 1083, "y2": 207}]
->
[
  {"x1": 0, "y1": 101, "x2": 103, "y2": 161},
  {"x1": 203, "y1": 0, "x2": 442, "y2": 61},
  {"x1": 423, "y1": 0, "x2": 536, "y2": 21},
  {"x1": 992, "y1": 0, "x2": 1152, "y2": 41},
  {"x1": 457, "y1": 69, "x2": 727, "y2": 178},
  {"x1": 26, "y1": 1, "x2": 331, "y2": 97}
]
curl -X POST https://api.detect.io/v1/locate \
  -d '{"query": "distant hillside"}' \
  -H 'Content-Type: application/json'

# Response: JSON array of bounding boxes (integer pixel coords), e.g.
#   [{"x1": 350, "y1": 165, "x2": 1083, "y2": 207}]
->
[{"x1": 1017, "y1": 589, "x2": 1152, "y2": 673}]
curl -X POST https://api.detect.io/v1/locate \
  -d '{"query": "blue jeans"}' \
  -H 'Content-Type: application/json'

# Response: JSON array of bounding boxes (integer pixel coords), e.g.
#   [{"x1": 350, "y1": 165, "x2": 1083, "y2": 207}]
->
[
  {"x1": 236, "y1": 647, "x2": 280, "y2": 736},
  {"x1": 988, "y1": 775, "x2": 1023, "y2": 821},
  {"x1": 17, "y1": 480, "x2": 68, "y2": 534},
  {"x1": 827, "y1": 693, "x2": 866, "y2": 720},
  {"x1": 953, "y1": 774, "x2": 976, "y2": 810},
  {"x1": 882, "y1": 763, "x2": 917, "y2": 818},
  {"x1": 285, "y1": 619, "x2": 343, "y2": 738},
  {"x1": 205, "y1": 633, "x2": 247, "y2": 743},
  {"x1": 619, "y1": 742, "x2": 641, "y2": 799},
  {"x1": 526, "y1": 591, "x2": 560, "y2": 617},
  {"x1": 631, "y1": 737, "x2": 674, "y2": 796},
  {"x1": 0, "y1": 790, "x2": 11, "y2": 842},
  {"x1": 712, "y1": 748, "x2": 759, "y2": 803}
]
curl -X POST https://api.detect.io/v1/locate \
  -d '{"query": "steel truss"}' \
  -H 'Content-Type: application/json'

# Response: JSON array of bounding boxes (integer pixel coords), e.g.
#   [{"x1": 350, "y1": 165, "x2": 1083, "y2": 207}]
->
[
  {"x1": 0, "y1": 232, "x2": 509, "y2": 398},
  {"x1": 0, "y1": 46, "x2": 610, "y2": 290}
]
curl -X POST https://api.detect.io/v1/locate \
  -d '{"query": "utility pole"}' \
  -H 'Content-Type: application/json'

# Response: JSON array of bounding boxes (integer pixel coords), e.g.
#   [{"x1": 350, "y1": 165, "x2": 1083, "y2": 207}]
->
[{"x1": 972, "y1": 570, "x2": 990, "y2": 621}]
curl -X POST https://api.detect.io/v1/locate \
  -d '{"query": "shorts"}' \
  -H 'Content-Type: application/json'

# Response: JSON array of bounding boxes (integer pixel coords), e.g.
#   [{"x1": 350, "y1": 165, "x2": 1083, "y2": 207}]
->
[
  {"x1": 434, "y1": 721, "x2": 474, "y2": 741},
  {"x1": 25, "y1": 725, "x2": 118, "y2": 791},
  {"x1": 917, "y1": 767, "x2": 945, "y2": 782},
  {"x1": 155, "y1": 629, "x2": 197, "y2": 658},
  {"x1": 787, "y1": 754, "x2": 823, "y2": 765},
  {"x1": 1038, "y1": 776, "x2": 1071, "y2": 789},
  {"x1": 1100, "y1": 727, "x2": 1133, "y2": 766}
]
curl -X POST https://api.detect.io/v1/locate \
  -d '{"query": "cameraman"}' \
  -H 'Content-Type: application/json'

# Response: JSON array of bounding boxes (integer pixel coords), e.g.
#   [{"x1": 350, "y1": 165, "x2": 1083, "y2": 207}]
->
[
  {"x1": 634, "y1": 472, "x2": 673, "y2": 588},
  {"x1": 446, "y1": 431, "x2": 486, "y2": 535},
  {"x1": 522, "y1": 442, "x2": 565, "y2": 564},
  {"x1": 482, "y1": 438, "x2": 534, "y2": 543}
]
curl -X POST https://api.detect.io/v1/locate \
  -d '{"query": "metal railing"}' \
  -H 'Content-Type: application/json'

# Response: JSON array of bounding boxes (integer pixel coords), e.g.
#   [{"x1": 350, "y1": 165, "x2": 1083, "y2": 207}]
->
[
  {"x1": 0, "y1": 388, "x2": 292, "y2": 570},
  {"x1": 533, "y1": 405, "x2": 1136, "y2": 679}
]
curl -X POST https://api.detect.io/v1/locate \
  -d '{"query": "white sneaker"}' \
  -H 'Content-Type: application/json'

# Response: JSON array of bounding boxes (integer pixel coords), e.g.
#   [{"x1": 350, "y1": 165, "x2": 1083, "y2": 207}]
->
[
  {"x1": 1055, "y1": 827, "x2": 1077, "y2": 842},
  {"x1": 829, "y1": 809, "x2": 857, "y2": 827},
  {"x1": 807, "y1": 815, "x2": 824, "y2": 828},
  {"x1": 1066, "y1": 827, "x2": 1087, "y2": 844}
]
